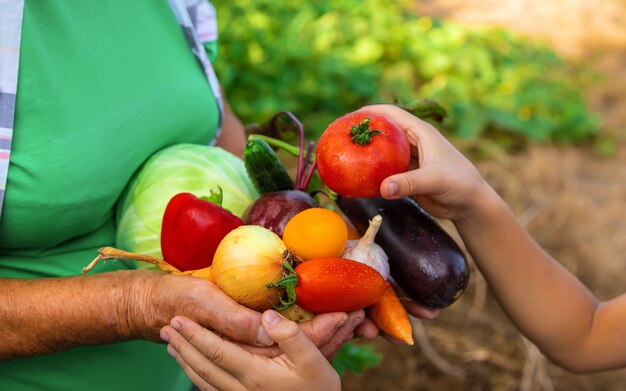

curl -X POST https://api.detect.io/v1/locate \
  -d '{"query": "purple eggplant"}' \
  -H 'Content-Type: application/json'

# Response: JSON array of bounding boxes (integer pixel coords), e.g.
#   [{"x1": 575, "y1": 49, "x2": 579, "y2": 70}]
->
[{"x1": 337, "y1": 196, "x2": 469, "y2": 308}]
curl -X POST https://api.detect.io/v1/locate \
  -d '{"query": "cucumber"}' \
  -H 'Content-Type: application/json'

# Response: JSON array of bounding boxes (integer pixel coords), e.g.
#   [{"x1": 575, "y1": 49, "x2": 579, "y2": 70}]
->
[{"x1": 244, "y1": 138, "x2": 294, "y2": 194}]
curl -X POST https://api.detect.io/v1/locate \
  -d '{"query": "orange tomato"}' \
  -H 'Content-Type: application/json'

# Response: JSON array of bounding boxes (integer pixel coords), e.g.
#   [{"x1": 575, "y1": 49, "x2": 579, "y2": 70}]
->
[{"x1": 283, "y1": 208, "x2": 348, "y2": 260}]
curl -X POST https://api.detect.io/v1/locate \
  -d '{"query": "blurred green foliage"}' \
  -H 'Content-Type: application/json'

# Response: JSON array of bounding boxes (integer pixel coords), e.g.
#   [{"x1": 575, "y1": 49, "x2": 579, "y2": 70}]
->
[
  {"x1": 214, "y1": 0, "x2": 599, "y2": 147},
  {"x1": 331, "y1": 343, "x2": 382, "y2": 378}
]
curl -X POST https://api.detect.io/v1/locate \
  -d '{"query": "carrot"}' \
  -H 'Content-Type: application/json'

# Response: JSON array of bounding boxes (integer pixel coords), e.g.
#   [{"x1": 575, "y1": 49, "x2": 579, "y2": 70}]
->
[{"x1": 368, "y1": 286, "x2": 414, "y2": 345}]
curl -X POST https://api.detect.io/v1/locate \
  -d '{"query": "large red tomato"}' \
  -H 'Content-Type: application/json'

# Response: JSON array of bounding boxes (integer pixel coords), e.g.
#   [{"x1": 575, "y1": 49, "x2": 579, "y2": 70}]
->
[{"x1": 316, "y1": 111, "x2": 411, "y2": 197}]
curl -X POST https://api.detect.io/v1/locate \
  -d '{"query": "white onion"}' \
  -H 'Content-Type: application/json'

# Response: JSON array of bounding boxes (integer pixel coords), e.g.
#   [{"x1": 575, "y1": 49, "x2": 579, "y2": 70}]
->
[{"x1": 211, "y1": 225, "x2": 288, "y2": 311}]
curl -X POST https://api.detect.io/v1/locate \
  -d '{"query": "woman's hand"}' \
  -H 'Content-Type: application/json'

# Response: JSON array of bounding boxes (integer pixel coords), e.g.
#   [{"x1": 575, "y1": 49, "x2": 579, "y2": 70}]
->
[
  {"x1": 161, "y1": 311, "x2": 341, "y2": 391},
  {"x1": 127, "y1": 271, "x2": 360, "y2": 357},
  {"x1": 357, "y1": 104, "x2": 491, "y2": 223}
]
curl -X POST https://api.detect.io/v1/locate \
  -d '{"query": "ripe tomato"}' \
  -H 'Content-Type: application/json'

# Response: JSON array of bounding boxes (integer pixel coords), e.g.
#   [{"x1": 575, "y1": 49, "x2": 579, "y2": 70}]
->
[
  {"x1": 316, "y1": 111, "x2": 411, "y2": 197},
  {"x1": 282, "y1": 208, "x2": 348, "y2": 260},
  {"x1": 294, "y1": 257, "x2": 389, "y2": 313}
]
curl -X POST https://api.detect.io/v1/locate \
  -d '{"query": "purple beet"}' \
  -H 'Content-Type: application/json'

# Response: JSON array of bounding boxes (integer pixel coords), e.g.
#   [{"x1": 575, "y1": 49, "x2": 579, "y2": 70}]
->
[{"x1": 243, "y1": 190, "x2": 317, "y2": 237}]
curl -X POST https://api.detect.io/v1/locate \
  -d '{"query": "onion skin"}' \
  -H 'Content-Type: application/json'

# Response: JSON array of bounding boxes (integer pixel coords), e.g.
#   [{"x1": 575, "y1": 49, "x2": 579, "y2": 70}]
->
[{"x1": 211, "y1": 225, "x2": 288, "y2": 311}]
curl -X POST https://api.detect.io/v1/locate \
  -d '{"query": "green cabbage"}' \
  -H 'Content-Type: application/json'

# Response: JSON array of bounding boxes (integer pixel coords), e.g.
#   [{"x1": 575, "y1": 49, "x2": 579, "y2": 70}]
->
[{"x1": 116, "y1": 144, "x2": 259, "y2": 260}]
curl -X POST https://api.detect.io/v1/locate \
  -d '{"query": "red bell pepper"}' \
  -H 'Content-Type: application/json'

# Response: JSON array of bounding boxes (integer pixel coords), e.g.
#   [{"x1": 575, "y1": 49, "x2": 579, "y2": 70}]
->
[{"x1": 160, "y1": 189, "x2": 243, "y2": 271}]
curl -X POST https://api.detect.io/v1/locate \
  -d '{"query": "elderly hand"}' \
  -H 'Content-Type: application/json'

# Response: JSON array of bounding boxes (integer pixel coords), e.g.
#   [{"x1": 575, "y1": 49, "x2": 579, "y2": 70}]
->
[{"x1": 127, "y1": 270, "x2": 361, "y2": 357}]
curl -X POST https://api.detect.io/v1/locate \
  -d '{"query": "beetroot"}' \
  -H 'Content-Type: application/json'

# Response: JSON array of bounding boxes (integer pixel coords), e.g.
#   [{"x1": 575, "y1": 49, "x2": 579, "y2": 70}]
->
[
  {"x1": 243, "y1": 190, "x2": 317, "y2": 237},
  {"x1": 244, "y1": 112, "x2": 320, "y2": 237}
]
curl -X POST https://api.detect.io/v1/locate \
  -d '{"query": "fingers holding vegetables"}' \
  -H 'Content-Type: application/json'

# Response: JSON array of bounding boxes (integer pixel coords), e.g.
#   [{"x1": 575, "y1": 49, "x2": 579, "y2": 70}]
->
[
  {"x1": 161, "y1": 316, "x2": 253, "y2": 391},
  {"x1": 358, "y1": 104, "x2": 488, "y2": 220},
  {"x1": 231, "y1": 310, "x2": 364, "y2": 360},
  {"x1": 86, "y1": 224, "x2": 295, "y2": 314},
  {"x1": 120, "y1": 270, "x2": 273, "y2": 347},
  {"x1": 301, "y1": 309, "x2": 366, "y2": 358},
  {"x1": 162, "y1": 312, "x2": 341, "y2": 391},
  {"x1": 260, "y1": 310, "x2": 339, "y2": 376}
]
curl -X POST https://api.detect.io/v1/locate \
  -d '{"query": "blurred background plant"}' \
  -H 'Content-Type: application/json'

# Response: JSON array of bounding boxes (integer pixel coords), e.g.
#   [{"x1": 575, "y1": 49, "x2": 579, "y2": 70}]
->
[{"x1": 214, "y1": 0, "x2": 600, "y2": 155}]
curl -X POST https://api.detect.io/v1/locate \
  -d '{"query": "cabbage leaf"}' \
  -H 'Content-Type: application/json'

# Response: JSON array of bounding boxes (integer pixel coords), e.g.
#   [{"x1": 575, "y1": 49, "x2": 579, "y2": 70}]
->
[{"x1": 116, "y1": 144, "x2": 259, "y2": 260}]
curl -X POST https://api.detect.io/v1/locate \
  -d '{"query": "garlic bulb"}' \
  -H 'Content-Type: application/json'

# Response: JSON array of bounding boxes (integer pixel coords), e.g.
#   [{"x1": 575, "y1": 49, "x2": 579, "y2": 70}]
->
[{"x1": 341, "y1": 215, "x2": 390, "y2": 280}]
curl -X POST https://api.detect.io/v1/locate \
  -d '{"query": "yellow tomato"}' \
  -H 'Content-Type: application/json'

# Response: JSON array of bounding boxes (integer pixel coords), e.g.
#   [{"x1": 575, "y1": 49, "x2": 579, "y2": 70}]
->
[{"x1": 282, "y1": 208, "x2": 348, "y2": 260}]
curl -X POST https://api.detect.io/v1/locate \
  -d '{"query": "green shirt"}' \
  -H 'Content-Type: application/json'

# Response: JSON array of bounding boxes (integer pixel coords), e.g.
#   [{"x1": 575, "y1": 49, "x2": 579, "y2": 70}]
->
[{"x1": 0, "y1": 1, "x2": 220, "y2": 390}]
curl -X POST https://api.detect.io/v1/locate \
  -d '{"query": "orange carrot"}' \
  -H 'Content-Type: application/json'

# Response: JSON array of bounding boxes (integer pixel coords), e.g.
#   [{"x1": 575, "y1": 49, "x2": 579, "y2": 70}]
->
[{"x1": 368, "y1": 286, "x2": 414, "y2": 345}]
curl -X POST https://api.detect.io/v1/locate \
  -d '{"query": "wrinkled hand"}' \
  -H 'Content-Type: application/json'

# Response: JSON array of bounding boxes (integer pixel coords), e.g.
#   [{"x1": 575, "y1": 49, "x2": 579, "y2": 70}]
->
[
  {"x1": 357, "y1": 104, "x2": 490, "y2": 222},
  {"x1": 126, "y1": 271, "x2": 359, "y2": 357},
  {"x1": 161, "y1": 311, "x2": 341, "y2": 391}
]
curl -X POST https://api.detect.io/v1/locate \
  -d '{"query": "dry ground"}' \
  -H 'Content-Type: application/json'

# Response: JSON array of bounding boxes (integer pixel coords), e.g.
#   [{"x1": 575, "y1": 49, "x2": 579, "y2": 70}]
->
[{"x1": 344, "y1": 1, "x2": 626, "y2": 390}]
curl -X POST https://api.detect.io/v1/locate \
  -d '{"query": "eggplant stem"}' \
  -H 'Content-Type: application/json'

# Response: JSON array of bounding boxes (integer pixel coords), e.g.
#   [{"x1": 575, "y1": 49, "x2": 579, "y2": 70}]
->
[{"x1": 82, "y1": 247, "x2": 182, "y2": 275}]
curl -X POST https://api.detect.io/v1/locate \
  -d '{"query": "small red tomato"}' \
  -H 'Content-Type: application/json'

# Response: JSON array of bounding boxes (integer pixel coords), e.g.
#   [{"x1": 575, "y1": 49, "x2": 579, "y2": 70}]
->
[
  {"x1": 316, "y1": 111, "x2": 410, "y2": 197},
  {"x1": 294, "y1": 257, "x2": 389, "y2": 313}
]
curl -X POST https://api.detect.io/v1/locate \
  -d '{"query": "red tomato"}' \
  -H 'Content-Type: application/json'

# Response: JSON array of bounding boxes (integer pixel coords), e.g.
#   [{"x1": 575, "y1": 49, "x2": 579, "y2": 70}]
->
[
  {"x1": 294, "y1": 257, "x2": 389, "y2": 313},
  {"x1": 316, "y1": 111, "x2": 411, "y2": 197}
]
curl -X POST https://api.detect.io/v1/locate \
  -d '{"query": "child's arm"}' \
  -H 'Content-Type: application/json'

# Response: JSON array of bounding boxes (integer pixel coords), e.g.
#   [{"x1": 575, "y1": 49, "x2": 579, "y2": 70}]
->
[
  {"x1": 364, "y1": 104, "x2": 626, "y2": 373},
  {"x1": 161, "y1": 311, "x2": 341, "y2": 391}
]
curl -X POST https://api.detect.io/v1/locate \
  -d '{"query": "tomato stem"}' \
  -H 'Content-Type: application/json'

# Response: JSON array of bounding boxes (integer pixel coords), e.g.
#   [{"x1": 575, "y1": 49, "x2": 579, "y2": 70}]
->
[
  {"x1": 266, "y1": 260, "x2": 299, "y2": 310},
  {"x1": 350, "y1": 117, "x2": 387, "y2": 146}
]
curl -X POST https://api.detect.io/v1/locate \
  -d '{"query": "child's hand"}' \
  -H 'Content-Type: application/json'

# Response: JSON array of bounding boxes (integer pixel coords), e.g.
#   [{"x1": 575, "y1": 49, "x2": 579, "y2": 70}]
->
[
  {"x1": 358, "y1": 104, "x2": 491, "y2": 223},
  {"x1": 161, "y1": 311, "x2": 341, "y2": 391}
]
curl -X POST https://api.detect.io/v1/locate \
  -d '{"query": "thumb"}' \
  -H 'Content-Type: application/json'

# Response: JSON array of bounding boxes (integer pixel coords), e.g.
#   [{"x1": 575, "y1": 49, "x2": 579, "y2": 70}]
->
[
  {"x1": 381, "y1": 167, "x2": 441, "y2": 199},
  {"x1": 261, "y1": 310, "x2": 328, "y2": 371}
]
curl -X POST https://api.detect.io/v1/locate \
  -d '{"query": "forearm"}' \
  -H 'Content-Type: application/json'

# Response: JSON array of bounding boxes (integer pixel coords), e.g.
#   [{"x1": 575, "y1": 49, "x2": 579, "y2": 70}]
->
[
  {"x1": 0, "y1": 270, "x2": 152, "y2": 359},
  {"x1": 453, "y1": 186, "x2": 601, "y2": 370},
  {"x1": 215, "y1": 99, "x2": 246, "y2": 158}
]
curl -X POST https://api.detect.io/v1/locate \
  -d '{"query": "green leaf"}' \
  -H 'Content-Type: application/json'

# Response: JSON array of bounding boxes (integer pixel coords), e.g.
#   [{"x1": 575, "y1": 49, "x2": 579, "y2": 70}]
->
[{"x1": 331, "y1": 343, "x2": 382, "y2": 378}]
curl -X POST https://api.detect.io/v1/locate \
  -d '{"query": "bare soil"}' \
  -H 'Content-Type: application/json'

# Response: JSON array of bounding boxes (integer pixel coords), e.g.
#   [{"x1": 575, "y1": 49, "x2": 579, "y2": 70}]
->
[{"x1": 344, "y1": 1, "x2": 626, "y2": 389}]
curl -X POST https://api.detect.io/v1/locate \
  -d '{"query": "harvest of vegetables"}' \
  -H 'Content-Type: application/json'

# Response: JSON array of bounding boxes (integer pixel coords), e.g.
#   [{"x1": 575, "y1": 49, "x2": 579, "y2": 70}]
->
[{"x1": 84, "y1": 105, "x2": 469, "y2": 348}]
